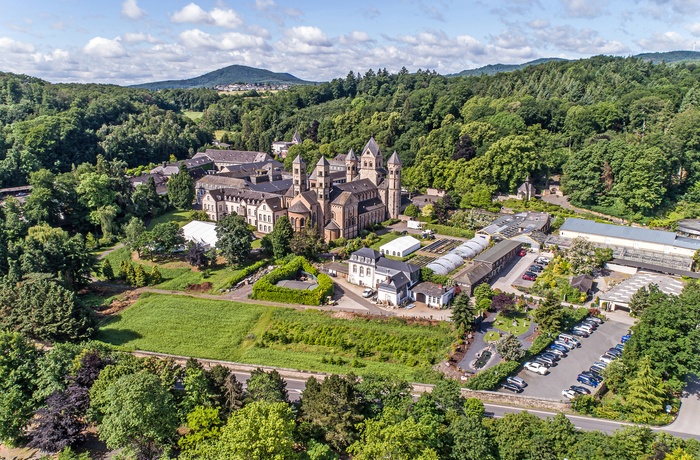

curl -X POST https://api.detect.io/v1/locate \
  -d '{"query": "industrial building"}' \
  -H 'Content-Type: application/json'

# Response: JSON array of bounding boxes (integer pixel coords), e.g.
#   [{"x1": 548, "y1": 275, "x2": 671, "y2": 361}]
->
[{"x1": 452, "y1": 240, "x2": 522, "y2": 294}]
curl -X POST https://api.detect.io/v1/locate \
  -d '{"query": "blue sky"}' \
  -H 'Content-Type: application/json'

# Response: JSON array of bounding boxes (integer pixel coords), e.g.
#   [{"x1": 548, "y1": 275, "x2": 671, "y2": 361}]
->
[{"x1": 0, "y1": 0, "x2": 699, "y2": 85}]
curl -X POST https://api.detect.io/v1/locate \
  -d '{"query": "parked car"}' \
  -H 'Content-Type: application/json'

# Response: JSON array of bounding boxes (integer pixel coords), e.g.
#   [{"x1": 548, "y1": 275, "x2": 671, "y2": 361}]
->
[
  {"x1": 547, "y1": 347, "x2": 567, "y2": 357},
  {"x1": 592, "y1": 361, "x2": 608, "y2": 369},
  {"x1": 362, "y1": 288, "x2": 374, "y2": 298},
  {"x1": 577, "y1": 374, "x2": 599, "y2": 387},
  {"x1": 586, "y1": 317, "x2": 603, "y2": 324},
  {"x1": 524, "y1": 361, "x2": 549, "y2": 375},
  {"x1": 581, "y1": 370, "x2": 602, "y2": 382},
  {"x1": 606, "y1": 348, "x2": 622, "y2": 357},
  {"x1": 575, "y1": 324, "x2": 594, "y2": 334},
  {"x1": 536, "y1": 356, "x2": 555, "y2": 366},
  {"x1": 590, "y1": 365, "x2": 606, "y2": 375},
  {"x1": 571, "y1": 329, "x2": 590, "y2": 338},
  {"x1": 518, "y1": 249, "x2": 527, "y2": 257},
  {"x1": 501, "y1": 382, "x2": 523, "y2": 393},
  {"x1": 554, "y1": 340, "x2": 576, "y2": 351},
  {"x1": 549, "y1": 344, "x2": 569, "y2": 353},
  {"x1": 522, "y1": 273, "x2": 537, "y2": 281},
  {"x1": 529, "y1": 265, "x2": 544, "y2": 272},
  {"x1": 599, "y1": 354, "x2": 616, "y2": 364},
  {"x1": 582, "y1": 320, "x2": 598, "y2": 329},
  {"x1": 621, "y1": 334, "x2": 631, "y2": 343},
  {"x1": 506, "y1": 376, "x2": 527, "y2": 388},
  {"x1": 535, "y1": 257, "x2": 550, "y2": 265},
  {"x1": 570, "y1": 385, "x2": 591, "y2": 395},
  {"x1": 614, "y1": 343, "x2": 625, "y2": 352},
  {"x1": 562, "y1": 389, "x2": 578, "y2": 400},
  {"x1": 558, "y1": 334, "x2": 581, "y2": 347},
  {"x1": 541, "y1": 352, "x2": 560, "y2": 361},
  {"x1": 534, "y1": 359, "x2": 552, "y2": 368}
]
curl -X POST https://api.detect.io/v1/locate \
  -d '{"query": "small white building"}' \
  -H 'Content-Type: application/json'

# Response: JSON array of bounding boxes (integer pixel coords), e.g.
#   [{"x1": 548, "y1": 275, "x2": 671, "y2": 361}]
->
[
  {"x1": 380, "y1": 236, "x2": 421, "y2": 258},
  {"x1": 182, "y1": 220, "x2": 218, "y2": 249},
  {"x1": 412, "y1": 282, "x2": 456, "y2": 309}
]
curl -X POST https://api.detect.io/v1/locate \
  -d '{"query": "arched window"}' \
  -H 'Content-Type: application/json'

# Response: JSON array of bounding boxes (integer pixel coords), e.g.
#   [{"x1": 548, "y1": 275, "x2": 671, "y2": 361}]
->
[{"x1": 300, "y1": 218, "x2": 305, "y2": 228}]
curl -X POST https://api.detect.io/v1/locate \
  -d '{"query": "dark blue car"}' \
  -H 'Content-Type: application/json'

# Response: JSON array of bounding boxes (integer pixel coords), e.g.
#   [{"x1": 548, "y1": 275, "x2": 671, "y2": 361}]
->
[
  {"x1": 577, "y1": 374, "x2": 599, "y2": 387},
  {"x1": 549, "y1": 344, "x2": 568, "y2": 353},
  {"x1": 621, "y1": 334, "x2": 631, "y2": 343}
]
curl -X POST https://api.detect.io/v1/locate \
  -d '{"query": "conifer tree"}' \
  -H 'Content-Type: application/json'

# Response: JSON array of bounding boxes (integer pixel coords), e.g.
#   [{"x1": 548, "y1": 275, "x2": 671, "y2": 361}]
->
[
  {"x1": 133, "y1": 264, "x2": 148, "y2": 287},
  {"x1": 150, "y1": 266, "x2": 163, "y2": 285},
  {"x1": 626, "y1": 356, "x2": 667, "y2": 423},
  {"x1": 101, "y1": 259, "x2": 114, "y2": 280}
]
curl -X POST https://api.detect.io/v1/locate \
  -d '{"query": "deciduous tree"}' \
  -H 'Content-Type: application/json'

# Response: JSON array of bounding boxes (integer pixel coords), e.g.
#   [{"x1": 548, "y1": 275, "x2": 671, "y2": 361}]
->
[
  {"x1": 215, "y1": 214, "x2": 253, "y2": 265},
  {"x1": 167, "y1": 164, "x2": 195, "y2": 210}
]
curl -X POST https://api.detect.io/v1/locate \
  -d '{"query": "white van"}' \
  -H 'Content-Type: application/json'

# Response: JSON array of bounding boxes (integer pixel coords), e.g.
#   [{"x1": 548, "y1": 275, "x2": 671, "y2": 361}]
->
[
  {"x1": 575, "y1": 324, "x2": 593, "y2": 333},
  {"x1": 558, "y1": 334, "x2": 581, "y2": 347}
]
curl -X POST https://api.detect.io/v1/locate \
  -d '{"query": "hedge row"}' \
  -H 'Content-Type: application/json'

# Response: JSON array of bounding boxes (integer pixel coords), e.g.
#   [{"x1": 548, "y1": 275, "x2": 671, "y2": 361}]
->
[
  {"x1": 223, "y1": 259, "x2": 270, "y2": 289},
  {"x1": 464, "y1": 360, "x2": 521, "y2": 390},
  {"x1": 424, "y1": 224, "x2": 475, "y2": 239},
  {"x1": 251, "y1": 256, "x2": 334, "y2": 306}
]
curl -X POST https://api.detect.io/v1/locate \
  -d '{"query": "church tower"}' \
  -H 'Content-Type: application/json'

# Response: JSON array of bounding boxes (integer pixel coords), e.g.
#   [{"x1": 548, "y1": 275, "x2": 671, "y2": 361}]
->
[
  {"x1": 315, "y1": 156, "x2": 331, "y2": 223},
  {"x1": 387, "y1": 151, "x2": 402, "y2": 219},
  {"x1": 292, "y1": 155, "x2": 307, "y2": 196},
  {"x1": 345, "y1": 148, "x2": 358, "y2": 183},
  {"x1": 359, "y1": 137, "x2": 382, "y2": 185}
]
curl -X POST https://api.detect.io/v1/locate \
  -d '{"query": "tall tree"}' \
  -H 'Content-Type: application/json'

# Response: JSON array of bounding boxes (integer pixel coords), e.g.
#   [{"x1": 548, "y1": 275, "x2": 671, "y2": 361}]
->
[
  {"x1": 626, "y1": 356, "x2": 668, "y2": 423},
  {"x1": 98, "y1": 371, "x2": 178, "y2": 459},
  {"x1": 269, "y1": 215, "x2": 294, "y2": 260},
  {"x1": 246, "y1": 368, "x2": 289, "y2": 404},
  {"x1": 532, "y1": 292, "x2": 564, "y2": 334},
  {"x1": 215, "y1": 214, "x2": 253, "y2": 265},
  {"x1": 496, "y1": 334, "x2": 525, "y2": 361},
  {"x1": 449, "y1": 415, "x2": 497, "y2": 460},
  {"x1": 167, "y1": 164, "x2": 195, "y2": 210},
  {"x1": 0, "y1": 332, "x2": 39, "y2": 444}
]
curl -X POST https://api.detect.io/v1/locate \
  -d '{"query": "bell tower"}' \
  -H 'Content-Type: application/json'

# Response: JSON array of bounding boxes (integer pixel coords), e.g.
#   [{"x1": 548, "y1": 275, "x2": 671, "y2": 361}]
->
[
  {"x1": 387, "y1": 151, "x2": 402, "y2": 219},
  {"x1": 292, "y1": 155, "x2": 307, "y2": 196}
]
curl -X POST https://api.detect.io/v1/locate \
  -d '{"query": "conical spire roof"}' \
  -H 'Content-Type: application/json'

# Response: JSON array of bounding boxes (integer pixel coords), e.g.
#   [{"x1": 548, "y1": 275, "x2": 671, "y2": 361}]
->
[
  {"x1": 316, "y1": 156, "x2": 330, "y2": 167},
  {"x1": 292, "y1": 131, "x2": 302, "y2": 143},
  {"x1": 388, "y1": 150, "x2": 402, "y2": 166},
  {"x1": 292, "y1": 155, "x2": 305, "y2": 165},
  {"x1": 363, "y1": 137, "x2": 381, "y2": 157},
  {"x1": 346, "y1": 148, "x2": 357, "y2": 161}
]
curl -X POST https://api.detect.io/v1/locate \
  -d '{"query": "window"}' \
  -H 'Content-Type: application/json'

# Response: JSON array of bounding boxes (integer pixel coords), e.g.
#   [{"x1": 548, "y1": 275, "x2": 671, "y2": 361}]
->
[
  {"x1": 353, "y1": 265, "x2": 357, "y2": 273},
  {"x1": 359, "y1": 267, "x2": 364, "y2": 276},
  {"x1": 367, "y1": 268, "x2": 371, "y2": 277}
]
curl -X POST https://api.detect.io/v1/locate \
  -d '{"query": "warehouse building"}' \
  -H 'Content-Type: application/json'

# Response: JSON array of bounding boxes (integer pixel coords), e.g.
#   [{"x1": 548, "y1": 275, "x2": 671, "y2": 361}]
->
[{"x1": 452, "y1": 240, "x2": 522, "y2": 294}]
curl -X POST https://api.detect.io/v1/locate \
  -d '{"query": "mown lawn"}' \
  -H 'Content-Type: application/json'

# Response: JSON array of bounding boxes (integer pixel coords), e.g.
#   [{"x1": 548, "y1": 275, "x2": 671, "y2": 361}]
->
[
  {"x1": 97, "y1": 293, "x2": 453, "y2": 382},
  {"x1": 369, "y1": 232, "x2": 402, "y2": 250},
  {"x1": 147, "y1": 209, "x2": 194, "y2": 230},
  {"x1": 183, "y1": 111, "x2": 204, "y2": 121}
]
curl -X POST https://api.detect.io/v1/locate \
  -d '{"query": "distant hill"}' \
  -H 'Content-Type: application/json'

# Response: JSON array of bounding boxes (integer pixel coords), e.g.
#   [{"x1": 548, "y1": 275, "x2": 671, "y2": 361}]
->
[
  {"x1": 130, "y1": 64, "x2": 313, "y2": 90},
  {"x1": 634, "y1": 50, "x2": 700, "y2": 64},
  {"x1": 448, "y1": 58, "x2": 567, "y2": 77},
  {"x1": 449, "y1": 51, "x2": 700, "y2": 78}
]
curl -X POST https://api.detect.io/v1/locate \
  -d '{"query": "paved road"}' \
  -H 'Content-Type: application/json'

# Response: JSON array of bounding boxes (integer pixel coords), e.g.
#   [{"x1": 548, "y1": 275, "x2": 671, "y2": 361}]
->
[{"x1": 666, "y1": 374, "x2": 700, "y2": 436}]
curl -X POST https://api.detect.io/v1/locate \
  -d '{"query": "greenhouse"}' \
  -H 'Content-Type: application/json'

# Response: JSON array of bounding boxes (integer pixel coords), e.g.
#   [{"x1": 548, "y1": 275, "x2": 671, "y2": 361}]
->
[{"x1": 425, "y1": 235, "x2": 490, "y2": 275}]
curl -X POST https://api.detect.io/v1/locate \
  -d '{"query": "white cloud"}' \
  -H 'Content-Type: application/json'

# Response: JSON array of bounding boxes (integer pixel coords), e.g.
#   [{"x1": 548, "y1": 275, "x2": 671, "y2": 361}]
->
[
  {"x1": 33, "y1": 48, "x2": 70, "y2": 63},
  {"x1": 254, "y1": 0, "x2": 276, "y2": 10},
  {"x1": 527, "y1": 19, "x2": 550, "y2": 29},
  {"x1": 179, "y1": 29, "x2": 267, "y2": 51},
  {"x1": 560, "y1": 0, "x2": 605, "y2": 18},
  {"x1": 286, "y1": 26, "x2": 332, "y2": 47},
  {"x1": 0, "y1": 37, "x2": 35, "y2": 53},
  {"x1": 637, "y1": 31, "x2": 691, "y2": 51},
  {"x1": 122, "y1": 0, "x2": 146, "y2": 19},
  {"x1": 687, "y1": 22, "x2": 700, "y2": 36},
  {"x1": 532, "y1": 26, "x2": 628, "y2": 54},
  {"x1": 340, "y1": 31, "x2": 372, "y2": 44},
  {"x1": 171, "y1": 3, "x2": 242, "y2": 28},
  {"x1": 121, "y1": 32, "x2": 160, "y2": 44},
  {"x1": 83, "y1": 37, "x2": 127, "y2": 57}
]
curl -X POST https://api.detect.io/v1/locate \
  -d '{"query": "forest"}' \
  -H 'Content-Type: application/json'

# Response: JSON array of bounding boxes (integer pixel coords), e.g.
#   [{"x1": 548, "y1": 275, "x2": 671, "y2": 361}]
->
[{"x1": 4, "y1": 57, "x2": 700, "y2": 223}]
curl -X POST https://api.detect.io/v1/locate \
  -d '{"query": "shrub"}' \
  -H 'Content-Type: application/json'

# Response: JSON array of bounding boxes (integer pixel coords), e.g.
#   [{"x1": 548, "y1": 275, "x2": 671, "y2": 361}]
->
[
  {"x1": 424, "y1": 224, "x2": 475, "y2": 239},
  {"x1": 465, "y1": 360, "x2": 521, "y2": 390},
  {"x1": 221, "y1": 259, "x2": 269, "y2": 290},
  {"x1": 251, "y1": 256, "x2": 334, "y2": 306},
  {"x1": 527, "y1": 334, "x2": 554, "y2": 356}
]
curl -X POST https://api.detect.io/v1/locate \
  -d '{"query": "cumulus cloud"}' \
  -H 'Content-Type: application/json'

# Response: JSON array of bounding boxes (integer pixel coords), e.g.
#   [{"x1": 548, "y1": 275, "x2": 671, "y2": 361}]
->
[
  {"x1": 687, "y1": 22, "x2": 700, "y2": 36},
  {"x1": 121, "y1": 32, "x2": 160, "y2": 44},
  {"x1": 646, "y1": 0, "x2": 700, "y2": 15},
  {"x1": 83, "y1": 37, "x2": 127, "y2": 57},
  {"x1": 0, "y1": 37, "x2": 35, "y2": 53},
  {"x1": 254, "y1": 0, "x2": 276, "y2": 10},
  {"x1": 122, "y1": 0, "x2": 146, "y2": 19},
  {"x1": 637, "y1": 31, "x2": 692, "y2": 51},
  {"x1": 560, "y1": 0, "x2": 605, "y2": 18},
  {"x1": 339, "y1": 31, "x2": 373, "y2": 44},
  {"x1": 286, "y1": 26, "x2": 332, "y2": 47},
  {"x1": 33, "y1": 48, "x2": 70, "y2": 63},
  {"x1": 179, "y1": 29, "x2": 267, "y2": 51},
  {"x1": 171, "y1": 3, "x2": 242, "y2": 28},
  {"x1": 532, "y1": 25, "x2": 628, "y2": 54},
  {"x1": 528, "y1": 19, "x2": 550, "y2": 29}
]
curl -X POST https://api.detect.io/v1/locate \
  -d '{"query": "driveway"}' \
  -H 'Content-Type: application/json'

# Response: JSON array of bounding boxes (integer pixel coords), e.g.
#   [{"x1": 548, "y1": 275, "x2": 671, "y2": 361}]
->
[
  {"x1": 491, "y1": 251, "x2": 539, "y2": 294},
  {"x1": 506, "y1": 319, "x2": 629, "y2": 400},
  {"x1": 667, "y1": 374, "x2": 700, "y2": 436}
]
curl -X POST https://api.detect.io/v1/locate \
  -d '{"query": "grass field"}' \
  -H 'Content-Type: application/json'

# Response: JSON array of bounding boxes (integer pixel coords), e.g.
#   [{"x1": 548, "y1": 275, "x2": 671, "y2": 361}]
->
[
  {"x1": 146, "y1": 209, "x2": 194, "y2": 230},
  {"x1": 102, "y1": 246, "x2": 257, "y2": 292},
  {"x1": 370, "y1": 232, "x2": 402, "y2": 250},
  {"x1": 492, "y1": 312, "x2": 530, "y2": 336},
  {"x1": 97, "y1": 293, "x2": 453, "y2": 382},
  {"x1": 183, "y1": 111, "x2": 204, "y2": 121}
]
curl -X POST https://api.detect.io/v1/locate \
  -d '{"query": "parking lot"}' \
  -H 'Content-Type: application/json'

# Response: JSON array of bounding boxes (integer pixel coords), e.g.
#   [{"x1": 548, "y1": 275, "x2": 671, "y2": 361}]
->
[{"x1": 503, "y1": 319, "x2": 630, "y2": 400}]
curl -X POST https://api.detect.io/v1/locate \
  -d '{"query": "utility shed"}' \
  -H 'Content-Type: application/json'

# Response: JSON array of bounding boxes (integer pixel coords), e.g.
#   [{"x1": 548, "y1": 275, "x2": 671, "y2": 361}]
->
[
  {"x1": 182, "y1": 220, "x2": 218, "y2": 249},
  {"x1": 380, "y1": 236, "x2": 421, "y2": 258}
]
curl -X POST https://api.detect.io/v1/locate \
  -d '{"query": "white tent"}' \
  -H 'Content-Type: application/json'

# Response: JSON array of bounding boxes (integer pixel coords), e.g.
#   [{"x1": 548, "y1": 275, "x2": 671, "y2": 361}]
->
[
  {"x1": 182, "y1": 220, "x2": 218, "y2": 249},
  {"x1": 380, "y1": 236, "x2": 421, "y2": 258}
]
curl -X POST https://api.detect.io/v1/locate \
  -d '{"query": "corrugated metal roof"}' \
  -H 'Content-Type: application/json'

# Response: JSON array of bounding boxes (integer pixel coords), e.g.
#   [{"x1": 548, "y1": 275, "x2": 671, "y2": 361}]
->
[
  {"x1": 474, "y1": 240, "x2": 521, "y2": 265},
  {"x1": 560, "y1": 218, "x2": 700, "y2": 250}
]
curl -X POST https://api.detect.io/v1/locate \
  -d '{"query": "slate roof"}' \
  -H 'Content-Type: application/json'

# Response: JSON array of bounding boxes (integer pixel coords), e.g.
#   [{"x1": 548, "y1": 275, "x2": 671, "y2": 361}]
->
[
  {"x1": 196, "y1": 175, "x2": 247, "y2": 189},
  {"x1": 358, "y1": 197, "x2": 385, "y2": 214},
  {"x1": 387, "y1": 151, "x2": 402, "y2": 165},
  {"x1": 570, "y1": 274, "x2": 594, "y2": 294},
  {"x1": 384, "y1": 272, "x2": 410, "y2": 290},
  {"x1": 376, "y1": 258, "x2": 420, "y2": 275},
  {"x1": 560, "y1": 218, "x2": 700, "y2": 250},
  {"x1": 316, "y1": 156, "x2": 330, "y2": 167},
  {"x1": 351, "y1": 248, "x2": 382, "y2": 262},
  {"x1": 325, "y1": 221, "x2": 340, "y2": 230},
  {"x1": 289, "y1": 201, "x2": 310, "y2": 213},
  {"x1": 345, "y1": 149, "x2": 357, "y2": 161},
  {"x1": 292, "y1": 155, "x2": 304, "y2": 165},
  {"x1": 248, "y1": 179, "x2": 293, "y2": 195},
  {"x1": 363, "y1": 137, "x2": 381, "y2": 157},
  {"x1": 413, "y1": 282, "x2": 452, "y2": 298},
  {"x1": 198, "y1": 150, "x2": 271, "y2": 164},
  {"x1": 454, "y1": 262, "x2": 492, "y2": 286},
  {"x1": 333, "y1": 178, "x2": 378, "y2": 197},
  {"x1": 292, "y1": 131, "x2": 302, "y2": 143},
  {"x1": 474, "y1": 240, "x2": 521, "y2": 265},
  {"x1": 332, "y1": 191, "x2": 355, "y2": 206}
]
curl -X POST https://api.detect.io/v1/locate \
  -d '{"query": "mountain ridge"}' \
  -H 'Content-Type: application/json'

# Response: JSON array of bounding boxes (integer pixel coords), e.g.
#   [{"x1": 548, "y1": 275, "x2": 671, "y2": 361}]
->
[{"x1": 129, "y1": 64, "x2": 314, "y2": 90}]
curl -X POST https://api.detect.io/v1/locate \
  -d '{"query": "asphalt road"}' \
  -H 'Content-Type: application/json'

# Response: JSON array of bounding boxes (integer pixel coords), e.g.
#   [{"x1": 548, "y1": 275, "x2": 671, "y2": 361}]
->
[
  {"x1": 510, "y1": 319, "x2": 630, "y2": 400},
  {"x1": 230, "y1": 370, "x2": 700, "y2": 440}
]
